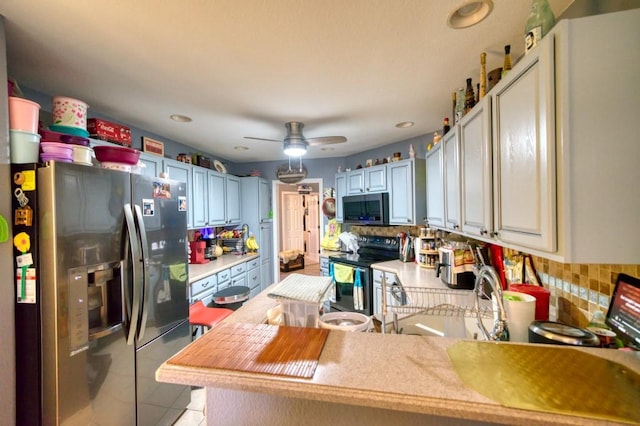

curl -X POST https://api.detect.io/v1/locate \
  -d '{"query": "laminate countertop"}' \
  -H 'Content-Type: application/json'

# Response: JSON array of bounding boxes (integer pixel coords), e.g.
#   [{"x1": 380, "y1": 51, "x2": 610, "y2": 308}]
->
[
  {"x1": 188, "y1": 252, "x2": 260, "y2": 283},
  {"x1": 158, "y1": 262, "x2": 640, "y2": 425}
]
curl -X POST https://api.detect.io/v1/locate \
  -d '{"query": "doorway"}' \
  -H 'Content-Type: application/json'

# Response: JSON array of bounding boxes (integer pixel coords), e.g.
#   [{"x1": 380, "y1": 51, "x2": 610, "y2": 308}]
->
[{"x1": 272, "y1": 178, "x2": 323, "y2": 282}]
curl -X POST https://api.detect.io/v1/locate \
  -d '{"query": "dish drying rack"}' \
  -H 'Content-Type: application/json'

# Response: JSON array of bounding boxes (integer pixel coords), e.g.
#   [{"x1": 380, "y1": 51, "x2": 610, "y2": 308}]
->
[{"x1": 381, "y1": 284, "x2": 496, "y2": 334}]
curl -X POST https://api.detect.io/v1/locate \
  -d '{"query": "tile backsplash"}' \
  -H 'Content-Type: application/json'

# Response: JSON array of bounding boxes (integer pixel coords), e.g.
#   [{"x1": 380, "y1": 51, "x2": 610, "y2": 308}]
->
[
  {"x1": 348, "y1": 226, "x2": 640, "y2": 328},
  {"x1": 530, "y1": 258, "x2": 640, "y2": 328}
]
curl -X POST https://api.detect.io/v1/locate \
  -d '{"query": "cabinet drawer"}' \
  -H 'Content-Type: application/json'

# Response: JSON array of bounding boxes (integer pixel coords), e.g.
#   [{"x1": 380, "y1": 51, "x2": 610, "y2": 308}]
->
[
  {"x1": 320, "y1": 257, "x2": 329, "y2": 268},
  {"x1": 231, "y1": 274, "x2": 247, "y2": 288},
  {"x1": 231, "y1": 263, "x2": 246, "y2": 276},
  {"x1": 191, "y1": 275, "x2": 217, "y2": 298},
  {"x1": 246, "y1": 257, "x2": 260, "y2": 271},
  {"x1": 191, "y1": 287, "x2": 216, "y2": 307},
  {"x1": 247, "y1": 267, "x2": 260, "y2": 290},
  {"x1": 217, "y1": 268, "x2": 231, "y2": 285}
]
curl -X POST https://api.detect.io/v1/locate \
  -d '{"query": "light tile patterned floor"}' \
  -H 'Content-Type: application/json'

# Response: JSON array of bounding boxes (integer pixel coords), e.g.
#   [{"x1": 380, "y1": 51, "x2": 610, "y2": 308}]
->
[{"x1": 174, "y1": 262, "x2": 322, "y2": 424}]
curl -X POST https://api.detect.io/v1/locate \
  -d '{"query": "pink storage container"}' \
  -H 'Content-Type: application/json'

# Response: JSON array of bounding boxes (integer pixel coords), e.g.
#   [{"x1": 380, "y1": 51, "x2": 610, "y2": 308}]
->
[
  {"x1": 8, "y1": 96, "x2": 41, "y2": 133},
  {"x1": 52, "y1": 96, "x2": 89, "y2": 130}
]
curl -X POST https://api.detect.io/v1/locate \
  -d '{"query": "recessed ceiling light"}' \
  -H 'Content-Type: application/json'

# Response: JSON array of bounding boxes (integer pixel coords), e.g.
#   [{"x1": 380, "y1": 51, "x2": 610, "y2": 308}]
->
[
  {"x1": 170, "y1": 114, "x2": 192, "y2": 122},
  {"x1": 395, "y1": 121, "x2": 415, "y2": 128},
  {"x1": 234, "y1": 146, "x2": 249, "y2": 151},
  {"x1": 447, "y1": 0, "x2": 493, "y2": 29}
]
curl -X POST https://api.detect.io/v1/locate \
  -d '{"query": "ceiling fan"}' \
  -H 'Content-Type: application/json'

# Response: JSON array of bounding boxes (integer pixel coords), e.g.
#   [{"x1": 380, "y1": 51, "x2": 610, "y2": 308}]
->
[{"x1": 244, "y1": 121, "x2": 347, "y2": 156}]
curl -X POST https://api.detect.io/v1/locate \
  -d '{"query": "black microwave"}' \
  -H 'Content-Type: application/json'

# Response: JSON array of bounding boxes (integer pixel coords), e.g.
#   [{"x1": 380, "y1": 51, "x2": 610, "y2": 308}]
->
[{"x1": 342, "y1": 193, "x2": 389, "y2": 225}]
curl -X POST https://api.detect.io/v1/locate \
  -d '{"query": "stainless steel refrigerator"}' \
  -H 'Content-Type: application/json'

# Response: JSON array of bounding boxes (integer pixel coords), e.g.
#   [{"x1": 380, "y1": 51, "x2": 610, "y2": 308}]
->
[{"x1": 19, "y1": 161, "x2": 191, "y2": 425}]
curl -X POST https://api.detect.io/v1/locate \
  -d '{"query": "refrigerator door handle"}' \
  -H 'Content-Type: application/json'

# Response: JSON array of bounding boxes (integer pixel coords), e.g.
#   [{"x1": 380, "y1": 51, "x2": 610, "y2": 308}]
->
[
  {"x1": 124, "y1": 203, "x2": 142, "y2": 345},
  {"x1": 134, "y1": 204, "x2": 150, "y2": 342}
]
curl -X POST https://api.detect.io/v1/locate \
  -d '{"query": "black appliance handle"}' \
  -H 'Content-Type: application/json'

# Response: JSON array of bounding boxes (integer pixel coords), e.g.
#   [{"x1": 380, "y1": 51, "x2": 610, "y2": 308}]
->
[
  {"x1": 123, "y1": 204, "x2": 142, "y2": 345},
  {"x1": 133, "y1": 204, "x2": 150, "y2": 342}
]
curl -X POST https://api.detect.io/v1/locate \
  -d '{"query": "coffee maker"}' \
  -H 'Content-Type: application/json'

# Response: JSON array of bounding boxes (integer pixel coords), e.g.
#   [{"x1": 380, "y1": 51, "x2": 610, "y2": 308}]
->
[{"x1": 204, "y1": 237, "x2": 217, "y2": 260}]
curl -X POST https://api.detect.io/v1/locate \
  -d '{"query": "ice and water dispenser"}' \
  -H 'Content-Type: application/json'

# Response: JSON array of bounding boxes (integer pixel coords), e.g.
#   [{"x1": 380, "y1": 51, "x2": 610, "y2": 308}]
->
[{"x1": 67, "y1": 262, "x2": 124, "y2": 355}]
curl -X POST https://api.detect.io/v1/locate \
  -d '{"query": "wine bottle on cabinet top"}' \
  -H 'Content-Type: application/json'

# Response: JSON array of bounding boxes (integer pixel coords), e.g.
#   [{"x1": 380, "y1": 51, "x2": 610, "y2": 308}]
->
[
  {"x1": 479, "y1": 52, "x2": 487, "y2": 98},
  {"x1": 502, "y1": 45, "x2": 512, "y2": 78},
  {"x1": 443, "y1": 117, "x2": 450, "y2": 135},
  {"x1": 464, "y1": 78, "x2": 475, "y2": 112}
]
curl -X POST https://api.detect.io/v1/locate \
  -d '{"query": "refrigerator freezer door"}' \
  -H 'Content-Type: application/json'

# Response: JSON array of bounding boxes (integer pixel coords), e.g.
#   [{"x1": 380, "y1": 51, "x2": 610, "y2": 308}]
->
[
  {"x1": 38, "y1": 162, "x2": 133, "y2": 424},
  {"x1": 136, "y1": 320, "x2": 191, "y2": 426},
  {"x1": 131, "y1": 173, "x2": 189, "y2": 348}
]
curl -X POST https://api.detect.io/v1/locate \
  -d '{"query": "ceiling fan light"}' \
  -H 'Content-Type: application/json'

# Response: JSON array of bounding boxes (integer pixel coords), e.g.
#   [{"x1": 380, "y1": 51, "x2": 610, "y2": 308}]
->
[{"x1": 283, "y1": 140, "x2": 307, "y2": 157}]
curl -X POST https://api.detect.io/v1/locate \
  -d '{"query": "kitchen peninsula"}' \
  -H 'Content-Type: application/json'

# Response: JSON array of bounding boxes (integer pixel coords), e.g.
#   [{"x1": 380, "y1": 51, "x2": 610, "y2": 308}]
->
[{"x1": 158, "y1": 264, "x2": 640, "y2": 426}]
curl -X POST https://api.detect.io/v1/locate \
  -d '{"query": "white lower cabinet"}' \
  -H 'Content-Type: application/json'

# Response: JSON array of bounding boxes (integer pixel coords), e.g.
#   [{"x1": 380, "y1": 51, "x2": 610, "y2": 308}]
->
[
  {"x1": 246, "y1": 257, "x2": 261, "y2": 299},
  {"x1": 189, "y1": 275, "x2": 218, "y2": 339},
  {"x1": 320, "y1": 256, "x2": 329, "y2": 277}
]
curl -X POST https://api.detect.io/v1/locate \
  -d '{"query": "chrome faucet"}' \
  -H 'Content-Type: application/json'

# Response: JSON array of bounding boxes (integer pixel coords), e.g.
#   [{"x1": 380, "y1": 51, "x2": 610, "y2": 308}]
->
[
  {"x1": 473, "y1": 265, "x2": 509, "y2": 341},
  {"x1": 469, "y1": 244, "x2": 509, "y2": 341}
]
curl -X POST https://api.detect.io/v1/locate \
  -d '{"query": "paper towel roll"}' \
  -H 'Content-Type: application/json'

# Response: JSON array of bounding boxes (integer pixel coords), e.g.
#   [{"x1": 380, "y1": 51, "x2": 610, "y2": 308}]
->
[{"x1": 502, "y1": 290, "x2": 536, "y2": 343}]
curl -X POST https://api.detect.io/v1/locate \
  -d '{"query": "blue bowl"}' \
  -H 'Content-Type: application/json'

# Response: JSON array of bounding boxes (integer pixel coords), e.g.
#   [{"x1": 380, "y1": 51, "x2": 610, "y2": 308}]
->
[{"x1": 49, "y1": 124, "x2": 89, "y2": 138}]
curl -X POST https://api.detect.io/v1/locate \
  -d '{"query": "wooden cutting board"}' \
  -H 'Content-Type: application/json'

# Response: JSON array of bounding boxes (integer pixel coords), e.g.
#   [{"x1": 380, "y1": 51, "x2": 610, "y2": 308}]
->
[{"x1": 168, "y1": 323, "x2": 329, "y2": 378}]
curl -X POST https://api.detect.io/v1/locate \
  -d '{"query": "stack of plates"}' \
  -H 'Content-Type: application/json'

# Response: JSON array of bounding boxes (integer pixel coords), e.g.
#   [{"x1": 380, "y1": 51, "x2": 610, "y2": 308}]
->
[{"x1": 40, "y1": 142, "x2": 73, "y2": 163}]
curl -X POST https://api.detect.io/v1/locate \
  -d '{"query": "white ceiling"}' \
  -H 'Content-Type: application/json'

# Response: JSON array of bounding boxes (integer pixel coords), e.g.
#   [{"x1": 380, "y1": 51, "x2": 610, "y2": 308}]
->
[{"x1": 1, "y1": 0, "x2": 573, "y2": 162}]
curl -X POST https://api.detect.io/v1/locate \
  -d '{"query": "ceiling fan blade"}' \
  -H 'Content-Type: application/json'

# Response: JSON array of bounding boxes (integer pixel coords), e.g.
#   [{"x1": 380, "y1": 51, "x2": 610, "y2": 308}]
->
[
  {"x1": 243, "y1": 136, "x2": 282, "y2": 142},
  {"x1": 307, "y1": 136, "x2": 347, "y2": 145}
]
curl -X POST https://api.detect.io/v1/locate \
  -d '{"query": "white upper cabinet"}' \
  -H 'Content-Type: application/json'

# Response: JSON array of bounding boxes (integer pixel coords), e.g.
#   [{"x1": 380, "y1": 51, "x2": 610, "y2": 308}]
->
[
  {"x1": 491, "y1": 30, "x2": 556, "y2": 252},
  {"x1": 224, "y1": 174, "x2": 242, "y2": 225},
  {"x1": 191, "y1": 166, "x2": 209, "y2": 228},
  {"x1": 460, "y1": 96, "x2": 492, "y2": 238},
  {"x1": 207, "y1": 171, "x2": 226, "y2": 226},
  {"x1": 426, "y1": 143, "x2": 445, "y2": 228},
  {"x1": 434, "y1": 10, "x2": 640, "y2": 264},
  {"x1": 442, "y1": 127, "x2": 461, "y2": 232},
  {"x1": 388, "y1": 159, "x2": 426, "y2": 225},
  {"x1": 346, "y1": 166, "x2": 387, "y2": 194},
  {"x1": 334, "y1": 172, "x2": 347, "y2": 222}
]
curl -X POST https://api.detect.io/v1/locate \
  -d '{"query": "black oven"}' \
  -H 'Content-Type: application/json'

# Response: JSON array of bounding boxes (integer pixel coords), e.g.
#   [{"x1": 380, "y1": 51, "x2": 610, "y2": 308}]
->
[
  {"x1": 328, "y1": 235, "x2": 399, "y2": 316},
  {"x1": 329, "y1": 258, "x2": 372, "y2": 315}
]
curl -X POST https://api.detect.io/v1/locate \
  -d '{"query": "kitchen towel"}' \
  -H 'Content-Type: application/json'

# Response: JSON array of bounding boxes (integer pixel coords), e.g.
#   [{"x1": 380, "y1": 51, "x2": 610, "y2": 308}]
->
[
  {"x1": 267, "y1": 273, "x2": 333, "y2": 304},
  {"x1": 353, "y1": 269, "x2": 363, "y2": 310},
  {"x1": 333, "y1": 263, "x2": 354, "y2": 283}
]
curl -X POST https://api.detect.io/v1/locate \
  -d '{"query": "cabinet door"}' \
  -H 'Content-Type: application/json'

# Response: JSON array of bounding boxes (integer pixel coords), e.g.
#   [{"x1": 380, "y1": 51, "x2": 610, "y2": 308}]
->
[
  {"x1": 334, "y1": 172, "x2": 347, "y2": 222},
  {"x1": 388, "y1": 160, "x2": 414, "y2": 224},
  {"x1": 260, "y1": 223, "x2": 273, "y2": 290},
  {"x1": 163, "y1": 159, "x2": 192, "y2": 229},
  {"x1": 346, "y1": 169, "x2": 365, "y2": 194},
  {"x1": 207, "y1": 171, "x2": 226, "y2": 226},
  {"x1": 246, "y1": 266, "x2": 261, "y2": 293},
  {"x1": 443, "y1": 128, "x2": 461, "y2": 231},
  {"x1": 460, "y1": 97, "x2": 493, "y2": 238},
  {"x1": 426, "y1": 143, "x2": 445, "y2": 228},
  {"x1": 191, "y1": 167, "x2": 208, "y2": 228},
  {"x1": 138, "y1": 152, "x2": 162, "y2": 178},
  {"x1": 225, "y1": 175, "x2": 242, "y2": 225},
  {"x1": 492, "y1": 36, "x2": 556, "y2": 252},
  {"x1": 259, "y1": 178, "x2": 272, "y2": 222},
  {"x1": 365, "y1": 166, "x2": 387, "y2": 192}
]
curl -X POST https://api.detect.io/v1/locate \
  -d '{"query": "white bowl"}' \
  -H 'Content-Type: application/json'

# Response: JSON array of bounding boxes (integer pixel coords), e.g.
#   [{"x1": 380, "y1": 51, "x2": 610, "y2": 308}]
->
[
  {"x1": 319, "y1": 312, "x2": 371, "y2": 332},
  {"x1": 101, "y1": 161, "x2": 131, "y2": 172},
  {"x1": 72, "y1": 145, "x2": 93, "y2": 165}
]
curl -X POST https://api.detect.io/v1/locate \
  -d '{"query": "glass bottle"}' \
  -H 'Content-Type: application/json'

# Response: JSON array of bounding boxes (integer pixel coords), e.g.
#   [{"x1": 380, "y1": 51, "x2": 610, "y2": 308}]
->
[
  {"x1": 479, "y1": 52, "x2": 487, "y2": 98},
  {"x1": 451, "y1": 91, "x2": 457, "y2": 125},
  {"x1": 464, "y1": 78, "x2": 475, "y2": 112},
  {"x1": 443, "y1": 117, "x2": 450, "y2": 135},
  {"x1": 501, "y1": 45, "x2": 512, "y2": 78},
  {"x1": 525, "y1": 0, "x2": 556, "y2": 54},
  {"x1": 454, "y1": 88, "x2": 465, "y2": 123}
]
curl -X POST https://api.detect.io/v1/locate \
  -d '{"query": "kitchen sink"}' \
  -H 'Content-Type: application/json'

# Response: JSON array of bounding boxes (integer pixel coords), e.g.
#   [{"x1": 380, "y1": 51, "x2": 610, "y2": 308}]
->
[{"x1": 396, "y1": 313, "x2": 495, "y2": 340}]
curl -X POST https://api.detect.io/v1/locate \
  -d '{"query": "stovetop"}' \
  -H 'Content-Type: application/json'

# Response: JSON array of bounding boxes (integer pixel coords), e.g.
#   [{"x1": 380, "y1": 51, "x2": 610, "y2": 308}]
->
[{"x1": 329, "y1": 235, "x2": 399, "y2": 267}]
